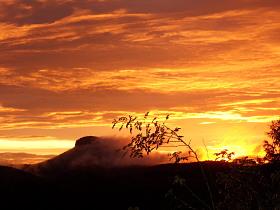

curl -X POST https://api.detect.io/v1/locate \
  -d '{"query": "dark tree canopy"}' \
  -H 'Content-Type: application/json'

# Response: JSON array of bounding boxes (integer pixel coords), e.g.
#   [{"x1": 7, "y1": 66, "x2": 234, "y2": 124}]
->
[{"x1": 264, "y1": 119, "x2": 280, "y2": 163}]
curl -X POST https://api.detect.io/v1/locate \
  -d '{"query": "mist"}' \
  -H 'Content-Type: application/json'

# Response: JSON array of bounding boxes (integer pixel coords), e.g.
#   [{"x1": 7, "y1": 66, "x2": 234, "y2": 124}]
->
[{"x1": 26, "y1": 136, "x2": 175, "y2": 174}]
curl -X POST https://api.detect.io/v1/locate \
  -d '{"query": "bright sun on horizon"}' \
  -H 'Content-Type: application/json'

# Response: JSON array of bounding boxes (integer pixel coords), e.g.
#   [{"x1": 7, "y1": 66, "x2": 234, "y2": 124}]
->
[{"x1": 0, "y1": 0, "x2": 279, "y2": 164}]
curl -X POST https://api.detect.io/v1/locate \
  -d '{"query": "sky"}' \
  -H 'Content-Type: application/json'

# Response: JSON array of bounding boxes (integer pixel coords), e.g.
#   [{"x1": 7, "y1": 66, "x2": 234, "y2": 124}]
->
[{"x1": 0, "y1": 0, "x2": 279, "y2": 163}]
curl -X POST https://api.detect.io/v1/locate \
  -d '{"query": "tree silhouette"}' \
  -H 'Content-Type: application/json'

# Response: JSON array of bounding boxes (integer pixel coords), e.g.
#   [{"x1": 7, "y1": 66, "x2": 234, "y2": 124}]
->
[
  {"x1": 217, "y1": 118, "x2": 280, "y2": 210},
  {"x1": 112, "y1": 112, "x2": 215, "y2": 210},
  {"x1": 263, "y1": 119, "x2": 280, "y2": 163}
]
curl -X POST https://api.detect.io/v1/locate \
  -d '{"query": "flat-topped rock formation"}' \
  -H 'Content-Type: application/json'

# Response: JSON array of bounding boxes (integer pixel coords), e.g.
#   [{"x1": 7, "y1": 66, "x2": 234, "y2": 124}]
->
[{"x1": 75, "y1": 136, "x2": 98, "y2": 147}]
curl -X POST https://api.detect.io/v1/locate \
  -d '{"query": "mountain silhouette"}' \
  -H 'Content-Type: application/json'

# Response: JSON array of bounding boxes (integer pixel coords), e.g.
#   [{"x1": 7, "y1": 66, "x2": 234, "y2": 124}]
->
[
  {"x1": 25, "y1": 136, "x2": 167, "y2": 176},
  {"x1": 75, "y1": 136, "x2": 98, "y2": 147}
]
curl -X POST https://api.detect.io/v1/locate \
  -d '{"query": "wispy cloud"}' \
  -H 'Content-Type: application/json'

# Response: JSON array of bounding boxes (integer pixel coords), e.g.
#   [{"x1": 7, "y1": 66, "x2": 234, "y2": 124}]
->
[{"x1": 0, "y1": 0, "x2": 279, "y2": 156}]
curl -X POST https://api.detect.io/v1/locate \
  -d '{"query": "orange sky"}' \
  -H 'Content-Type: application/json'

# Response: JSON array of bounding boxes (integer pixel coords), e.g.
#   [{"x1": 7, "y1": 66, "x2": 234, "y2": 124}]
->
[{"x1": 0, "y1": 0, "x2": 279, "y2": 162}]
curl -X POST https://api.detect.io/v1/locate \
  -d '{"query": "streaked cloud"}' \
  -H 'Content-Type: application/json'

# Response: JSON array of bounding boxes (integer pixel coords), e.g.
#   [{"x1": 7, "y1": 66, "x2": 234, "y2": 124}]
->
[{"x1": 0, "y1": 0, "x2": 279, "y2": 161}]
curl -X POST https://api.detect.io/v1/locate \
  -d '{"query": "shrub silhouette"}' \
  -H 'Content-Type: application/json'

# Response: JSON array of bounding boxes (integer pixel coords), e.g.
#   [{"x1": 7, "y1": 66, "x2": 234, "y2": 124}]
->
[
  {"x1": 112, "y1": 112, "x2": 196, "y2": 160},
  {"x1": 214, "y1": 149, "x2": 235, "y2": 162},
  {"x1": 112, "y1": 113, "x2": 280, "y2": 210}
]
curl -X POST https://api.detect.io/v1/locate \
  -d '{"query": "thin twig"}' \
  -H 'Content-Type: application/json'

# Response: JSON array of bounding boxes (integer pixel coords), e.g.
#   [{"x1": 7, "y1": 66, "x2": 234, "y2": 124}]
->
[{"x1": 165, "y1": 125, "x2": 215, "y2": 210}]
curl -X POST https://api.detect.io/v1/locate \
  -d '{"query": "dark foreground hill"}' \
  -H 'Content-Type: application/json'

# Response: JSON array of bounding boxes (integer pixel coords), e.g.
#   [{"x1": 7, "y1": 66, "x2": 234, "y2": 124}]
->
[
  {"x1": 2, "y1": 161, "x2": 279, "y2": 210},
  {"x1": 0, "y1": 136, "x2": 279, "y2": 210},
  {"x1": 0, "y1": 165, "x2": 49, "y2": 209},
  {"x1": 0, "y1": 161, "x2": 229, "y2": 210}
]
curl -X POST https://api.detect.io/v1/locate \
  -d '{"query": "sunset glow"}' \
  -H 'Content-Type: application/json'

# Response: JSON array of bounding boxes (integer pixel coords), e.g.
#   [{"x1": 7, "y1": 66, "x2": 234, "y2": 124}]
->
[{"x1": 0, "y1": 0, "x2": 279, "y2": 163}]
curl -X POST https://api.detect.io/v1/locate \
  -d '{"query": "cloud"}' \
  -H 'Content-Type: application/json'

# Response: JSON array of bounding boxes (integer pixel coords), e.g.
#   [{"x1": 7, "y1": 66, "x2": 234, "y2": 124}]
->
[
  {"x1": 0, "y1": 152, "x2": 54, "y2": 165},
  {"x1": 0, "y1": 0, "x2": 74, "y2": 25},
  {"x1": 0, "y1": 80, "x2": 278, "y2": 131},
  {"x1": 0, "y1": 1, "x2": 279, "y2": 73},
  {"x1": 0, "y1": 0, "x2": 279, "y2": 154}
]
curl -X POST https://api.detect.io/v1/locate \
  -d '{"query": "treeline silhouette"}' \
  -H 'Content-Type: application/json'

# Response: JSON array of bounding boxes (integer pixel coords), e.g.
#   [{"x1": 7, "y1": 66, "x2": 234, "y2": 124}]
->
[{"x1": 0, "y1": 114, "x2": 278, "y2": 210}]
